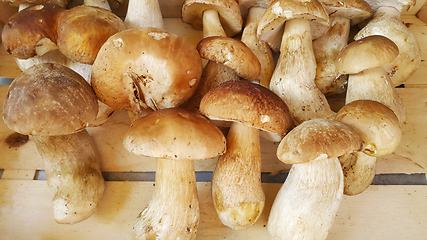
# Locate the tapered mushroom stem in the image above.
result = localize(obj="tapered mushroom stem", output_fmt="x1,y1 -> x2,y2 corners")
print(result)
132,158 -> 199,240
212,122 -> 265,230
339,152 -> 377,195
270,18 -> 336,124
267,156 -> 344,240
124,0 -> 163,29
32,130 -> 105,224
203,9 -> 227,38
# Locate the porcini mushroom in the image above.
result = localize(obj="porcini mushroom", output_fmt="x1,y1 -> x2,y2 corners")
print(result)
257,0 -> 336,124
268,118 -> 364,239
124,0 -> 163,29
199,80 -> 294,230
2,63 -> 104,224
123,108 -> 226,239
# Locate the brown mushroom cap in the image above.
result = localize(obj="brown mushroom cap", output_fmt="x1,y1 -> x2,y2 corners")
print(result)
1,3 -> 66,59
3,63 -> 98,136
257,0 -> 330,52
57,5 -> 126,65
335,100 -> 402,157
319,0 -> 372,24
181,0 -> 243,37
197,36 -> 261,81
276,118 -> 364,164
123,108 -> 226,160
336,35 -> 399,74
91,27 -> 203,114
1,0 -> 71,8
199,80 -> 294,138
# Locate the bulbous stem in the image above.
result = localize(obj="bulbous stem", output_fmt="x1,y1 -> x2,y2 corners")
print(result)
339,152 -> 377,195
124,0 -> 164,29
132,158 -> 199,240
32,129 -> 105,224
212,122 -> 265,230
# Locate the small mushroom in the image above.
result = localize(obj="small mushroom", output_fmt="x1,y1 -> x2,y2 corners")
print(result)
123,108 -> 226,239
2,63 -> 104,224
199,80 -> 294,230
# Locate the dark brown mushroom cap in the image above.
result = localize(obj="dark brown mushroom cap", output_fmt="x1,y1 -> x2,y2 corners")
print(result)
3,63 -> 98,136
57,5 -> 126,65
197,36 -> 261,81
336,35 -> 399,74
276,118 -> 364,164
123,108 -> 226,160
1,3 -> 66,59
1,0 -> 72,8
181,0 -> 243,37
199,80 -> 294,137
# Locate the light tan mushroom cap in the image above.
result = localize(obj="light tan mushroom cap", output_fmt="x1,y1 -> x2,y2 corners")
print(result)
3,63 -> 98,136
181,0 -> 243,37
57,5 -> 126,65
1,0 -> 71,8
336,35 -> 399,74
277,118 -> 364,164
197,36 -> 261,81
319,0 -> 372,24
335,100 -> 402,157
363,0 -> 416,12
199,80 -> 294,138
123,108 -> 226,160
237,0 -> 274,19
257,0 -> 330,52
91,27 -> 203,114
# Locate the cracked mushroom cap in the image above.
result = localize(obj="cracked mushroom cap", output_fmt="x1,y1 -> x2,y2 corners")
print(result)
1,0 -> 71,8
57,5 -> 126,65
123,108 -> 226,160
199,80 -> 294,141
181,0 -> 243,37
91,27 -> 203,115
319,0 -> 372,24
257,0 -> 330,52
197,36 -> 261,81
336,35 -> 399,75
276,118 -> 364,164
335,100 -> 402,157
1,3 -> 66,59
3,63 -> 98,136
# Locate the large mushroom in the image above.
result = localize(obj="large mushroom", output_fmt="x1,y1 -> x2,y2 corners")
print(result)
124,0 -> 163,29
123,108 -> 226,239
2,63 -> 104,224
199,80 -> 294,230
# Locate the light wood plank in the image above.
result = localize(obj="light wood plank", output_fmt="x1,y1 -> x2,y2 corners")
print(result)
0,180 -> 426,240
1,169 -> 35,180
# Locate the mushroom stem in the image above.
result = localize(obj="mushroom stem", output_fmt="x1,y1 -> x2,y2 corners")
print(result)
267,156 -> 344,240
212,121 -> 265,230
84,0 -> 112,10
124,0 -> 163,29
269,18 -> 336,124
32,129 -> 105,224
132,158 -> 199,240
202,9 -> 227,38
339,152 -> 377,195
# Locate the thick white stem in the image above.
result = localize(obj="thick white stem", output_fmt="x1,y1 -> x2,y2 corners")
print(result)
339,152 -> 377,195
212,122 -> 265,230
270,19 -> 335,125
202,9 -> 227,38
84,0 -> 112,10
132,158 -> 199,240
268,156 -> 344,240
124,0 -> 164,29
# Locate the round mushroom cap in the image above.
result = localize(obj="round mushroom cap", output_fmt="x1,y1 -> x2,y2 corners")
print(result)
199,80 -> 294,139
197,36 -> 261,81
181,0 -> 243,37
1,0 -> 71,8
319,0 -> 372,24
1,3 -> 66,59
123,108 -> 226,160
336,35 -> 399,74
257,0 -> 330,52
277,118 -> 364,164
91,27 -> 203,115
57,5 -> 126,65
3,63 -> 98,136
335,100 -> 402,157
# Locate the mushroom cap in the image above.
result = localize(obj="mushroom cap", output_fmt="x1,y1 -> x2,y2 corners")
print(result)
197,36 -> 261,81
237,0 -> 274,19
3,63 -> 98,136
1,3 -> 66,59
199,80 -> 294,138
257,0 -> 330,52
57,5 -> 126,65
319,0 -> 372,24
336,35 -> 399,74
276,118 -> 364,164
181,0 -> 243,37
363,0 -> 416,12
91,27 -> 203,114
123,108 -> 226,160
1,0 -> 71,8
335,100 -> 402,157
